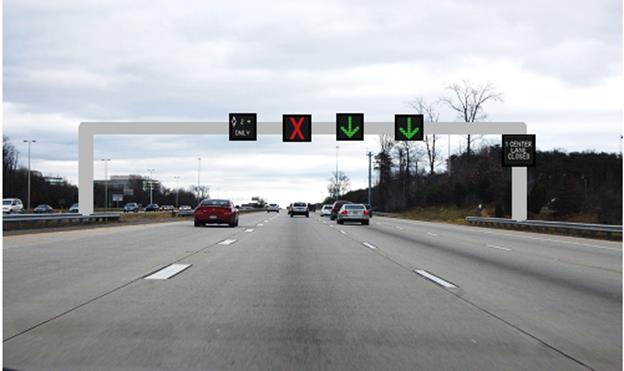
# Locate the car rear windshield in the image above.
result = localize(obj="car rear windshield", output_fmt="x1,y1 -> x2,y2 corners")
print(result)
201,199 -> 230,206
293,202 -> 306,207
345,204 -> 365,210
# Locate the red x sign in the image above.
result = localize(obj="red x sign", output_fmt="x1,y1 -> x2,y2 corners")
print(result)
282,114 -> 312,142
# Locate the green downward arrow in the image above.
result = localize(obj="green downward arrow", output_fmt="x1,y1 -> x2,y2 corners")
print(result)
340,116 -> 360,138
399,117 -> 420,139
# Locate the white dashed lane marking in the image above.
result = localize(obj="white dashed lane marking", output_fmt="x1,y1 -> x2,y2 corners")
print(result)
218,239 -> 237,245
414,270 -> 458,289
145,264 -> 192,280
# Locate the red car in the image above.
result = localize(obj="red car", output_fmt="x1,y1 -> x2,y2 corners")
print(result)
194,199 -> 239,227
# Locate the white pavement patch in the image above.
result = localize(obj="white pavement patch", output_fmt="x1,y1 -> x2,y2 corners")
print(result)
427,232 -> 438,237
414,270 -> 458,289
363,242 -> 377,250
218,239 -> 237,245
329,225 -> 335,228
145,264 -> 191,280
340,230 -> 347,235
257,223 -> 264,226
245,229 -> 255,233
485,244 -> 512,252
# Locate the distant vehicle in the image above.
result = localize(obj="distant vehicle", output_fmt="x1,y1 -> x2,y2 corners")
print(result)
330,200 -> 352,220
160,205 -> 175,211
287,204 -> 292,215
69,203 -> 79,213
364,203 -> 373,218
194,199 -> 239,227
145,204 -> 160,212
290,202 -> 309,218
320,204 -> 333,217
337,203 -> 370,225
33,204 -> 54,214
267,204 -> 279,213
179,205 -> 192,211
123,202 -> 139,213
3,198 -> 24,214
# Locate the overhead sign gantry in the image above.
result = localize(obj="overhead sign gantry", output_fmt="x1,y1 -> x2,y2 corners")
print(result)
78,116 -> 533,220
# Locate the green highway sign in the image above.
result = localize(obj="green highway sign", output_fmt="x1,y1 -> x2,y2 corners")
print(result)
395,114 -> 424,141
336,113 -> 364,141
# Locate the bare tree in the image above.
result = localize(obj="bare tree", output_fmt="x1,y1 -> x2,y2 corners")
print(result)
441,80 -> 503,155
328,171 -> 350,199
409,97 -> 441,175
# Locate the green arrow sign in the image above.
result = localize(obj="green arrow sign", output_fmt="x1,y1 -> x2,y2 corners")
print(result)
340,116 -> 360,138
399,117 -> 420,139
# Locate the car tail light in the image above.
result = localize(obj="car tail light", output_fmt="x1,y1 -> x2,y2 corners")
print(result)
340,210 -> 348,215
363,210 -> 369,215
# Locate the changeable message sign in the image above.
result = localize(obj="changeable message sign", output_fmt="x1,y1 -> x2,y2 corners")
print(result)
395,114 -> 424,141
283,114 -> 312,142
229,113 -> 257,141
502,134 -> 536,167
336,113 -> 364,141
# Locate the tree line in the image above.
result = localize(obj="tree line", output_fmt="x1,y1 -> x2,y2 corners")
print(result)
3,136 -> 200,210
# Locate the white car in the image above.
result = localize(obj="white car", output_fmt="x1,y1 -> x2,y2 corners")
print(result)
336,203 -> 370,225
267,204 -> 280,213
320,204 -> 332,217
3,198 -> 24,214
290,202 -> 309,217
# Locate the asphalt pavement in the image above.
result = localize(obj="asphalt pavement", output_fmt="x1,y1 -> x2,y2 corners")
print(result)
3,212 -> 621,370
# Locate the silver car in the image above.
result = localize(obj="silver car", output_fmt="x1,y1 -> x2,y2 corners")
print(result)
336,203 -> 370,225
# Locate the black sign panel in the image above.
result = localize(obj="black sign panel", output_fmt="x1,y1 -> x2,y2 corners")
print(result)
283,114 -> 312,142
502,134 -> 536,167
394,114 -> 424,141
336,113 -> 364,141
229,113 -> 257,141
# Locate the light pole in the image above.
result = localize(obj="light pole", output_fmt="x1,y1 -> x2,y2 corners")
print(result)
23,140 -> 36,210
197,157 -> 202,199
173,176 -> 180,207
147,168 -> 155,204
101,158 -> 111,209
335,145 -> 339,200
367,151 -> 373,206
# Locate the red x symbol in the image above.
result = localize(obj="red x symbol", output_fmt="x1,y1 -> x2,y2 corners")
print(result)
289,117 -> 305,140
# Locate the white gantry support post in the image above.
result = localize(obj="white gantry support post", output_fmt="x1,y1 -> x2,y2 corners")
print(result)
78,121 -> 528,220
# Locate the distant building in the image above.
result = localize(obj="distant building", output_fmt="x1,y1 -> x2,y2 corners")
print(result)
94,174 -> 160,197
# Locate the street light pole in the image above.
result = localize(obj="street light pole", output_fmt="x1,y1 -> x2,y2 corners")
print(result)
23,140 -> 36,210
335,145 -> 339,200
367,151 -> 373,206
147,168 -> 155,204
101,158 -> 111,209
173,176 -> 180,208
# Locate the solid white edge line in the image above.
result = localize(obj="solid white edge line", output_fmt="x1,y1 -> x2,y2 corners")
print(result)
218,239 -> 237,245
363,242 -> 377,249
145,264 -> 192,280
414,269 -> 458,288
486,244 -> 512,252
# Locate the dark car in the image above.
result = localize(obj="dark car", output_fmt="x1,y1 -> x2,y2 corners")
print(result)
330,200 -> 352,220
145,203 -> 160,212
33,204 -> 54,214
194,199 -> 239,227
364,204 -> 373,218
123,202 -> 139,213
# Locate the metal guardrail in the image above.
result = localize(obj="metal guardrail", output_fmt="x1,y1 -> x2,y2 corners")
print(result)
3,213 -> 121,228
465,216 -> 622,234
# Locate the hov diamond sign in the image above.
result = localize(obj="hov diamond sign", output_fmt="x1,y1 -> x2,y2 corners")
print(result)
502,134 -> 536,167
229,113 -> 257,141
395,114 -> 424,141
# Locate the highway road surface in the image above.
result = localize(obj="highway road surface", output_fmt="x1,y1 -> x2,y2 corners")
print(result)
3,212 -> 621,370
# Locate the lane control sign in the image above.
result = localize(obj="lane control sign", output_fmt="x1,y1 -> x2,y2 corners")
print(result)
283,114 -> 312,142
395,114 -> 424,141
502,134 -> 536,167
229,113 -> 257,141
336,113 -> 364,141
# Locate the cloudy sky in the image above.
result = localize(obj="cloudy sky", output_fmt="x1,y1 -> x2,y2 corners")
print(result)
3,0 -> 622,206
